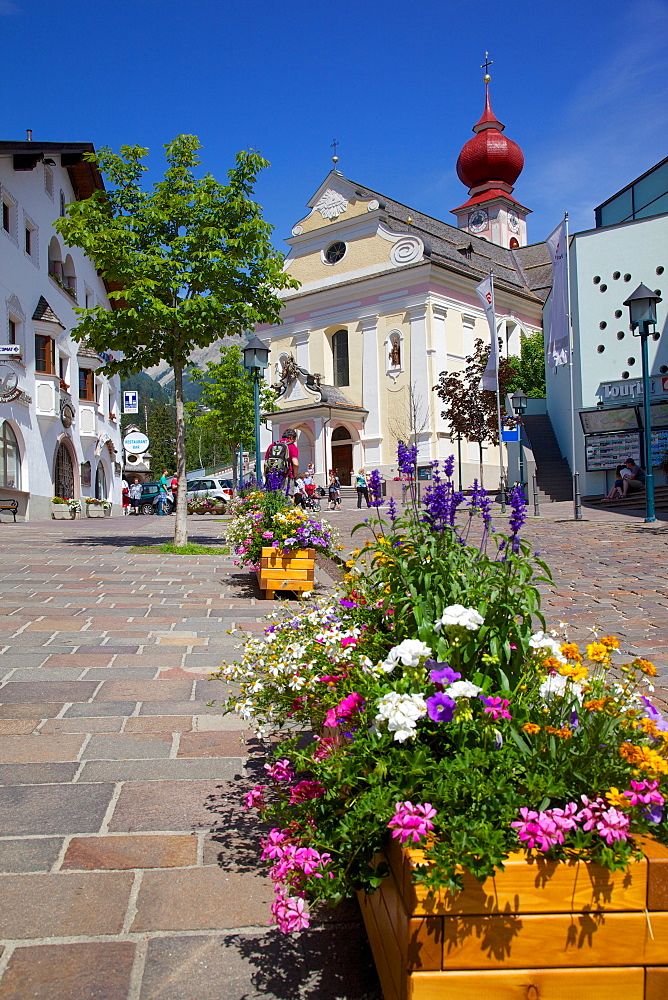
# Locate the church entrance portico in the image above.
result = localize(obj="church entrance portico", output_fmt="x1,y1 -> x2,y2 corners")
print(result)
331,425 -> 354,485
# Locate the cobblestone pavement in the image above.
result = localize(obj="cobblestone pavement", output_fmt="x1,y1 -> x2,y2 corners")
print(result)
1,501 -> 666,998
0,514 -> 380,1000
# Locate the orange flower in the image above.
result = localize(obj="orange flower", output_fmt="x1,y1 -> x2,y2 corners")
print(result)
633,658 -> 657,677
558,663 -> 589,682
584,698 -> 609,712
619,742 -> 668,775
542,656 -> 562,670
600,636 -> 620,650
546,725 -> 573,739
560,643 -> 582,661
522,722 -> 541,735
586,642 -> 611,664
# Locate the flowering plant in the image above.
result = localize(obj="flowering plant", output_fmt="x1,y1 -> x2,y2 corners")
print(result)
84,497 -> 111,509
219,452 -> 668,933
52,496 -> 81,513
226,488 -> 339,568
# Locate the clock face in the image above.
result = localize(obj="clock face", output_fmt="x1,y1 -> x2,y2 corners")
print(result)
468,209 -> 488,234
508,211 -> 520,233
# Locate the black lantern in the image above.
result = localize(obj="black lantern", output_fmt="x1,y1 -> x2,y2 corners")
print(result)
623,284 -> 662,333
510,389 -> 528,416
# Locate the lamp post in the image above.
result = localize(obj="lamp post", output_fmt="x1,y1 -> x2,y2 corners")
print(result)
510,389 -> 528,498
623,284 -> 662,524
242,336 -> 270,485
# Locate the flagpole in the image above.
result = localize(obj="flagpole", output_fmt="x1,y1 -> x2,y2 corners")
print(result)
564,213 -> 581,520
490,271 -> 506,512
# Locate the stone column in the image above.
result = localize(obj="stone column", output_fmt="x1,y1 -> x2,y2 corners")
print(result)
431,303 -> 448,437
407,303 -> 431,462
360,314 -> 382,465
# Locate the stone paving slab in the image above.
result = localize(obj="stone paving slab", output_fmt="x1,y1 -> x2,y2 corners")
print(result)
0,783 -> 114,833
0,871 -> 134,938
0,839 -> 63,874
0,941 -> 136,1000
62,834 -> 198,871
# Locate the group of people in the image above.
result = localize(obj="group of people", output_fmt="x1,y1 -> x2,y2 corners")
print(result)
604,457 -> 646,500
121,470 -> 177,514
264,428 -> 373,511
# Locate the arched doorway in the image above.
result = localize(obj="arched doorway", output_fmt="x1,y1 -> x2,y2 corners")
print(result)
331,426 -> 353,485
54,442 -> 75,499
95,462 -> 107,500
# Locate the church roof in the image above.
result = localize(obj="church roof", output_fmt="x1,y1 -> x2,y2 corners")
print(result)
320,174 -> 552,302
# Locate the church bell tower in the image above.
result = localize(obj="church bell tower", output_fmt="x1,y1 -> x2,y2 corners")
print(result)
451,58 -> 530,249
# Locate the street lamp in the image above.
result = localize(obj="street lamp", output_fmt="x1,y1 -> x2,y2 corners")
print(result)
510,389 -> 527,497
623,283 -> 662,523
242,335 -> 270,485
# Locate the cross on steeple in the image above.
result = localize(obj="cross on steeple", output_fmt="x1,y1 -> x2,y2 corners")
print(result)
330,139 -> 339,165
481,51 -> 493,79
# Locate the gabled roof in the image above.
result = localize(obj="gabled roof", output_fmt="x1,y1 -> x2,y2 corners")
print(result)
298,172 -> 552,302
32,296 -> 64,326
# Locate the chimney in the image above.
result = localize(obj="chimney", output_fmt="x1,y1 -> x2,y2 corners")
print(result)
26,129 -> 32,141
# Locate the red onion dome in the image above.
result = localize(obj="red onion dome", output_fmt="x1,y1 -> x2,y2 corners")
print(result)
456,129 -> 524,190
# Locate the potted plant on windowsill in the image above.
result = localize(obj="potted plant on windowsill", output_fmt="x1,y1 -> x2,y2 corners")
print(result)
84,497 -> 111,518
51,497 -> 81,519
218,455 -> 668,998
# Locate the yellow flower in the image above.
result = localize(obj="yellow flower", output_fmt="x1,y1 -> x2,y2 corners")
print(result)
522,722 -> 541,735
558,663 -> 589,682
560,643 -> 582,661
542,656 -> 563,671
600,636 -> 620,650
619,742 -> 668,776
584,697 -> 610,713
606,787 -> 629,809
586,642 -> 610,664
633,658 -> 657,677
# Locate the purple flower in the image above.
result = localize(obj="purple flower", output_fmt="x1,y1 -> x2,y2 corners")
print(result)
397,441 -> 418,477
266,469 -> 285,492
443,456 -> 455,479
506,485 -> 527,554
339,599 -> 356,608
469,479 -> 493,531
640,696 -> 668,732
426,692 -> 457,723
368,469 -> 384,507
426,660 -> 461,686
387,497 -> 398,523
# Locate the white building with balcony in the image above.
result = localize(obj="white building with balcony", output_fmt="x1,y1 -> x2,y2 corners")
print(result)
0,140 -> 122,520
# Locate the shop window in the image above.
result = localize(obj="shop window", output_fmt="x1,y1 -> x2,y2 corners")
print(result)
332,329 -> 349,387
79,367 -> 95,401
35,334 -> 56,374
0,421 -> 20,489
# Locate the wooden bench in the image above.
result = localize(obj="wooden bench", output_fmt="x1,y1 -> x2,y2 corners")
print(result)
0,499 -> 18,522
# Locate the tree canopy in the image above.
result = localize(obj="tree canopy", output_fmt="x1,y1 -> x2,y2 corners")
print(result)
56,134 -> 297,543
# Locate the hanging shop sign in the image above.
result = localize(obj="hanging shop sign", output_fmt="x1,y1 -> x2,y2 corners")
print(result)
0,364 -> 20,403
123,431 -> 150,454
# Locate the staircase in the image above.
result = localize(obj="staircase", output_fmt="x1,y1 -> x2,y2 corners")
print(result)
521,414 -> 573,503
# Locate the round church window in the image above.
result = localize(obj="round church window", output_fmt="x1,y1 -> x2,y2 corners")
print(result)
324,241 -> 347,264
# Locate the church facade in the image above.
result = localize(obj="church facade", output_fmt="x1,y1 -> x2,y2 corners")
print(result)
258,82 -> 552,487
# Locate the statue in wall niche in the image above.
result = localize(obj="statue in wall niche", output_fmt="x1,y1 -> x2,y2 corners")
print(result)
389,340 -> 401,368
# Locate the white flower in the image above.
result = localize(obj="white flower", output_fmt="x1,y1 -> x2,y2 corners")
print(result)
380,639 -> 432,673
434,604 -> 484,631
374,691 -> 427,742
539,674 -> 584,703
529,631 -> 566,662
443,680 -> 482,699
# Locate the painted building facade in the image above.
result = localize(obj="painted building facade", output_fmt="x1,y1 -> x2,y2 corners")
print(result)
258,84 -> 551,486
545,157 -> 668,496
0,141 -> 122,520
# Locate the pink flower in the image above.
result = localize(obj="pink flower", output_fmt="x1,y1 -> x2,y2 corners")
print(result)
264,759 -> 294,782
511,807 -> 542,849
290,780 -> 326,804
312,737 -> 337,761
271,890 -> 310,933
324,691 -> 365,728
262,531 -> 274,538
261,828 -> 290,860
479,696 -> 512,721
596,807 -> 630,845
318,674 -> 347,685
242,785 -> 266,811
624,779 -> 664,808
576,795 -> 607,832
340,636 -> 357,648
511,806 -> 574,851
388,800 -> 437,845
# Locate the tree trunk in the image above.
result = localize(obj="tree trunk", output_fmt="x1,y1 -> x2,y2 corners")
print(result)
173,358 -> 188,547
478,441 -> 484,488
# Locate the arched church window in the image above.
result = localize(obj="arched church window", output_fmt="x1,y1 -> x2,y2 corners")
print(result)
1,421 -> 20,489
332,329 -> 349,387
332,426 -> 352,442
509,237 -> 519,249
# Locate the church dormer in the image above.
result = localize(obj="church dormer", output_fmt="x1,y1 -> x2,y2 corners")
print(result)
451,58 -> 531,248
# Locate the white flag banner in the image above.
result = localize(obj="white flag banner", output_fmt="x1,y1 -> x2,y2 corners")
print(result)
476,274 -> 498,391
546,220 -> 569,367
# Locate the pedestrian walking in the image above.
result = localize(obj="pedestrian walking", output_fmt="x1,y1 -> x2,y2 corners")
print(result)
121,484 -> 130,515
128,477 -> 143,514
158,469 -> 172,515
355,469 -> 370,508
328,470 -> 341,511
264,429 -> 299,492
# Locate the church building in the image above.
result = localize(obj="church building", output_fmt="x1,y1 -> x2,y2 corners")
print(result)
258,78 -> 552,487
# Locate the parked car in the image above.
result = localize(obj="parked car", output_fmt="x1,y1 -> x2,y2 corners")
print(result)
186,477 -> 234,506
139,482 -> 173,516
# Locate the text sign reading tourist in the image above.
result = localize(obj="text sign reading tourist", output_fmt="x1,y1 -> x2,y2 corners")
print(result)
0,345 -> 22,358
123,431 -> 149,454
123,390 -> 139,414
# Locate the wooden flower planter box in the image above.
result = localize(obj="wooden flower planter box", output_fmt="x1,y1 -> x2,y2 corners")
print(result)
256,546 -> 315,600
358,835 -> 668,1000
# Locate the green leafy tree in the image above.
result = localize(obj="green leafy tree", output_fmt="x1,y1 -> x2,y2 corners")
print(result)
147,403 -> 176,475
189,344 -> 276,487
507,331 -> 547,398
434,338 -> 516,486
56,135 -> 297,544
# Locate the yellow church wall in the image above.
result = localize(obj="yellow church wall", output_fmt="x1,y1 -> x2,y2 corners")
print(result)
286,232 -> 393,285
293,197 -> 375,235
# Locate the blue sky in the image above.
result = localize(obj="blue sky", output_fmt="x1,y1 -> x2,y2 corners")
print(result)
2,0 -> 666,247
